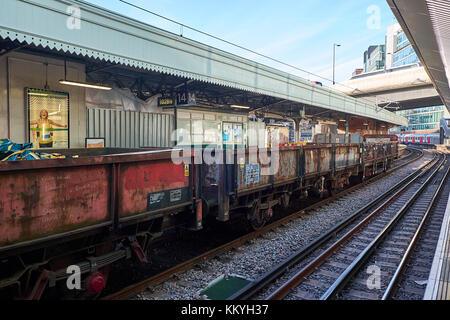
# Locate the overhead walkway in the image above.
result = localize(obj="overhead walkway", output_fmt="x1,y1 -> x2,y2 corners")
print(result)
0,0 -> 407,127
335,65 -> 442,110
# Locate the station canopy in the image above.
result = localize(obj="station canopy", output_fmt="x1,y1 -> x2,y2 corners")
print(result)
388,0 -> 450,113
0,0 -> 408,127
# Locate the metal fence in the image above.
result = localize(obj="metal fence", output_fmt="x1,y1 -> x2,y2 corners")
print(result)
87,108 -> 174,148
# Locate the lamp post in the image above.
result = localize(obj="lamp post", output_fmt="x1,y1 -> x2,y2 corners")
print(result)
333,43 -> 341,85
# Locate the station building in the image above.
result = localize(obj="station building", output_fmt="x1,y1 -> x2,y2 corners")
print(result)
0,0 -> 407,152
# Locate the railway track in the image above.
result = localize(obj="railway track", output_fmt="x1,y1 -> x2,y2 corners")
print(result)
236,151 -> 448,301
392,165 -> 450,300
103,148 -> 424,300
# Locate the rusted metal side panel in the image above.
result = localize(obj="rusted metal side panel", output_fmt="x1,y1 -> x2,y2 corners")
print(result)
347,146 -> 359,166
237,149 -> 271,192
363,135 -> 398,143
237,162 -> 271,192
335,145 -> 359,168
319,148 -> 331,172
119,160 -> 190,218
363,142 -> 399,163
376,145 -> 385,159
304,148 -> 319,175
304,145 -> 332,176
236,148 -> 300,192
0,166 -> 110,246
364,145 -> 375,162
274,149 -> 297,184
335,146 -> 348,169
385,143 -> 397,157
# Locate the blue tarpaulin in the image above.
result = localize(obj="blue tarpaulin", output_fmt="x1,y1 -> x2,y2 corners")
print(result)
0,139 -> 77,161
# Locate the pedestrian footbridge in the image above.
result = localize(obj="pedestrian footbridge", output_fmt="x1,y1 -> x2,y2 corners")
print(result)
335,65 -> 442,111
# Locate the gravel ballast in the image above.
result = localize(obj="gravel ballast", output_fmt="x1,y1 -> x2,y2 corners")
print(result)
135,152 -> 431,300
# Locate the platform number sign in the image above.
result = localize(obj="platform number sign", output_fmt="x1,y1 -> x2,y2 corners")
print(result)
176,88 -> 196,106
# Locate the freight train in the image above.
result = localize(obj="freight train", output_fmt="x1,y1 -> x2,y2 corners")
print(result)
0,135 -> 398,299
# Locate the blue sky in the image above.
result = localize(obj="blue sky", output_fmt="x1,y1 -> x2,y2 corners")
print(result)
84,0 -> 396,84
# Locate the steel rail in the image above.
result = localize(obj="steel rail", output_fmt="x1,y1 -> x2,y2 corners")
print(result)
103,149 -> 423,300
320,154 -> 446,300
382,162 -> 450,300
264,152 -> 438,300
229,149 -> 427,300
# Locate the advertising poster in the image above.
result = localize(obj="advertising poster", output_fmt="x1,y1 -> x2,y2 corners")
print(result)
27,89 -> 69,149
223,122 -> 244,145
223,122 -> 233,144
86,138 -> 105,148
233,123 -> 243,145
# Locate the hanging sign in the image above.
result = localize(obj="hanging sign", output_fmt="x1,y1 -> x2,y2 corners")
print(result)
176,83 -> 196,106
158,97 -> 175,107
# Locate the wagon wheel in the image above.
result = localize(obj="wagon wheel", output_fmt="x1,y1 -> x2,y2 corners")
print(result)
281,193 -> 290,209
386,159 -> 392,170
249,202 -> 266,230
313,177 -> 326,199
328,181 -> 337,197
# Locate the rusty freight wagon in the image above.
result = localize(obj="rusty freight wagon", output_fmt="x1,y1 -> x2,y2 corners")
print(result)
0,148 -> 197,299
198,136 -> 398,229
0,135 -> 398,299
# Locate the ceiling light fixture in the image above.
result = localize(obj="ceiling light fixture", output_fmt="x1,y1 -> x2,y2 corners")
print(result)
59,80 -> 112,90
59,60 -> 112,91
231,105 -> 251,110
29,92 -> 50,97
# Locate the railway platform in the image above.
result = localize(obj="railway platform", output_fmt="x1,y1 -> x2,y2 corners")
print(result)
424,191 -> 450,300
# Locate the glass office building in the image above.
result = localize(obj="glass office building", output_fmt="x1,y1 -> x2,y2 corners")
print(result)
393,30 -> 419,68
394,106 -> 449,132
364,45 -> 385,73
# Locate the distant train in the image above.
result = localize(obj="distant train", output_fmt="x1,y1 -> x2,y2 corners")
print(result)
397,133 -> 440,146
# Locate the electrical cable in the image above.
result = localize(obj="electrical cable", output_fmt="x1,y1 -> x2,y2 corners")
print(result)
119,0 -> 402,110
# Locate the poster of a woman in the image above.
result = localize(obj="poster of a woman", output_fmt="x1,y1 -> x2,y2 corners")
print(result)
30,109 -> 67,148
27,89 -> 69,149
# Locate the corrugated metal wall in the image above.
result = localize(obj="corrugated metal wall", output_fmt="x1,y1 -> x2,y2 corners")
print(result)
87,108 -> 174,148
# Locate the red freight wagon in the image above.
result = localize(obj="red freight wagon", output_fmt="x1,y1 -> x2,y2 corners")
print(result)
0,148 -> 194,299
0,135 -> 399,299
